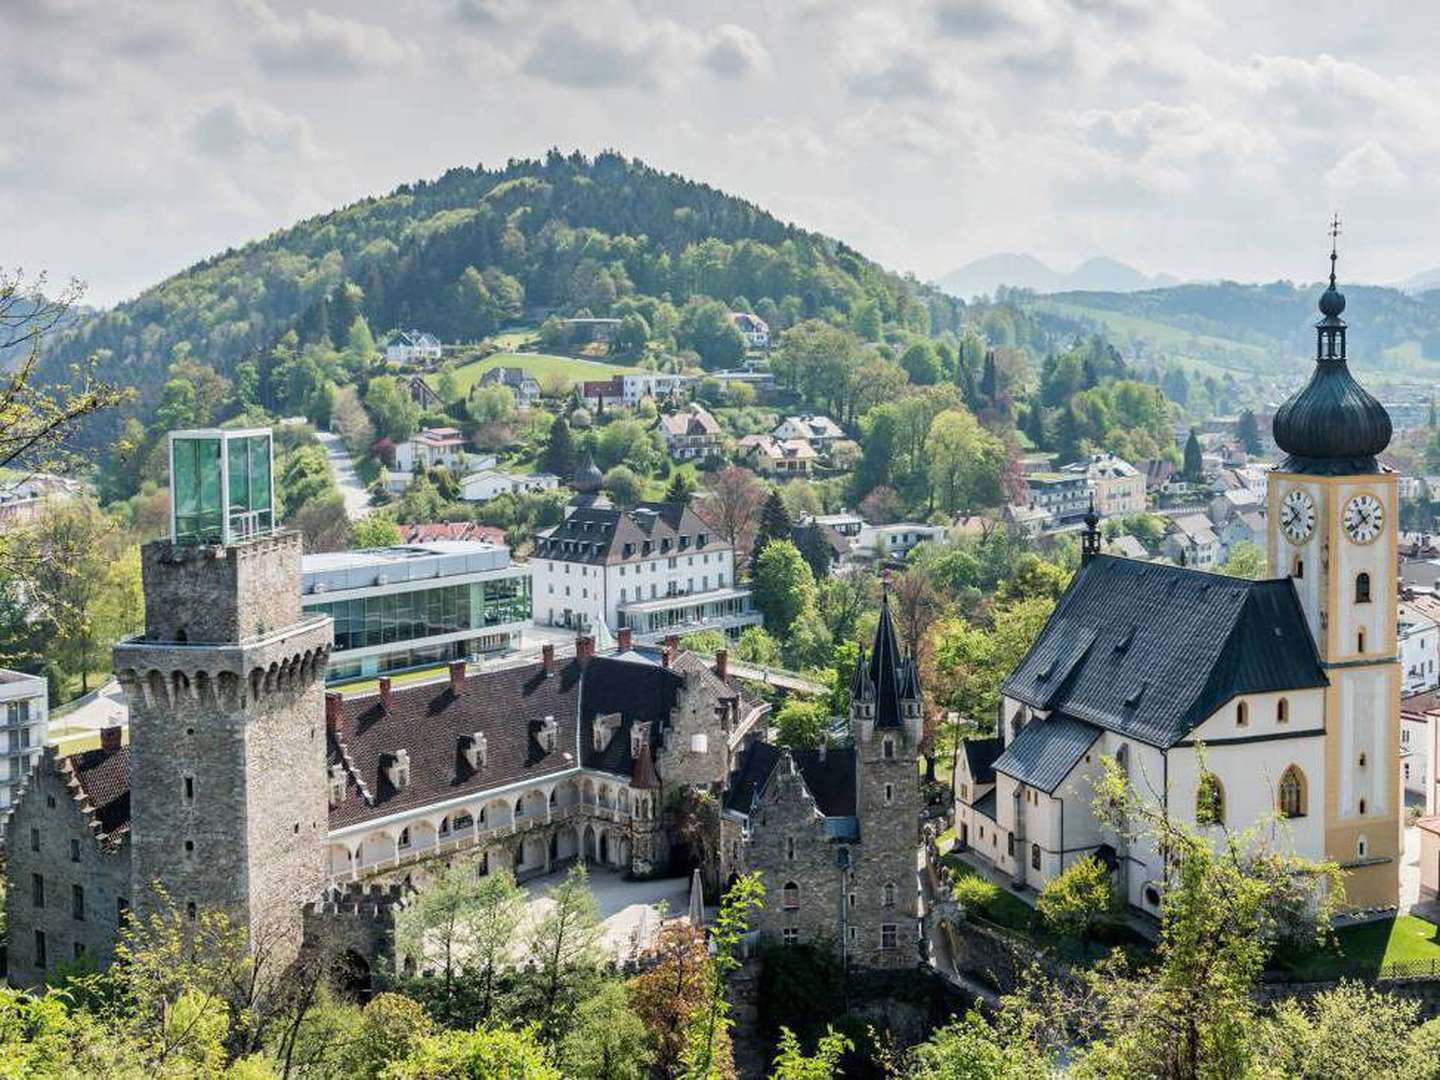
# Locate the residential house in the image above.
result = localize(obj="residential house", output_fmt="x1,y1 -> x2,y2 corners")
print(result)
1217,511 -> 1266,557
1102,534 -> 1149,560
1025,473 -> 1090,524
1003,503 -> 1051,538
400,522 -> 507,546
656,404 -> 724,461
1139,458 -> 1175,497
385,330 -> 443,366
479,366 -> 542,407
1160,514 -> 1221,568
730,312 -> 770,349
0,671 -> 48,822
1209,488 -> 1263,525
1400,600 -> 1440,696
583,373 -> 693,410
772,415 -> 845,452
394,427 -> 471,474
738,435 -> 817,479
854,522 -> 948,563
460,470 -> 561,503
1061,453 -> 1146,516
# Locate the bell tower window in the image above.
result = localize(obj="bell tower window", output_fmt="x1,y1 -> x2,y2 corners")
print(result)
1356,573 -> 1371,604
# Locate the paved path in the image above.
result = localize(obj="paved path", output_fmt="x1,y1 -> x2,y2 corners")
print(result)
520,867 -> 691,964
724,660 -> 829,696
316,430 -> 372,520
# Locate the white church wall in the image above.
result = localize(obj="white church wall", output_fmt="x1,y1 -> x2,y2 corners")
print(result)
1332,479 -> 1397,660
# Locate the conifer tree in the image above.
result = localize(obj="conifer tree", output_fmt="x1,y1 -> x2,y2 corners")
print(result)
1183,427 -> 1204,482
544,416 -> 576,479
750,489 -> 793,575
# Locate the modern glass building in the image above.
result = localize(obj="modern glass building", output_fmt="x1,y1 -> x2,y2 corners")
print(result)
301,542 -> 532,682
169,429 -> 274,544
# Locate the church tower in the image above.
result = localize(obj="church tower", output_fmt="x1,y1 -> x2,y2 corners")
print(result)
115,430 -> 333,959
1267,229 -> 1399,907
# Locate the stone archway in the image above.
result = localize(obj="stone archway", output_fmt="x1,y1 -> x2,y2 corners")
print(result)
584,825 -> 598,862
599,830 -> 610,865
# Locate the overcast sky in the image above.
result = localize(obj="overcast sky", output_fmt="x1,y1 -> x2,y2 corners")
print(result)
4,0 -> 1438,306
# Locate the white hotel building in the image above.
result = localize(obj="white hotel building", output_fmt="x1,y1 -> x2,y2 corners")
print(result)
531,500 -> 760,645
0,670 -> 47,821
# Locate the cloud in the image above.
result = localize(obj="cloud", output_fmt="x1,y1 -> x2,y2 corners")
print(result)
933,0 -> 1022,38
243,0 -> 421,76
187,93 -> 320,163
1327,142 -> 1406,191
521,21 -> 663,90
702,24 -> 768,79
846,53 -> 950,102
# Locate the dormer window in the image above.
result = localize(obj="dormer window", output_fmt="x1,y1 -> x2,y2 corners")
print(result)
538,715 -> 557,753
679,535 -> 690,550
631,725 -> 644,758
328,764 -> 346,808
697,533 -> 708,548
594,713 -> 620,752
462,732 -> 487,770
385,749 -> 411,790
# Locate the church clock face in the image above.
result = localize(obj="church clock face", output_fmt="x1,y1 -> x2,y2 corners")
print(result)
1343,493 -> 1384,545
1280,489 -> 1316,544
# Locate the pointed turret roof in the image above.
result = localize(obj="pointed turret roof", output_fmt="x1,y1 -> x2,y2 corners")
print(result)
851,643 -> 872,703
869,591 -> 904,728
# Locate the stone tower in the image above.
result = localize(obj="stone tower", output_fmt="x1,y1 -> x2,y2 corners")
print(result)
849,593 -> 923,968
115,429 -> 333,959
1267,237 -> 1400,909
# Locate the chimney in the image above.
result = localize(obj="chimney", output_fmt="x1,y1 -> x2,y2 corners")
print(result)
715,649 -> 728,681
542,643 -> 556,676
617,626 -> 633,652
449,660 -> 466,694
378,676 -> 393,713
325,692 -> 344,735
576,635 -> 595,665
100,726 -> 122,752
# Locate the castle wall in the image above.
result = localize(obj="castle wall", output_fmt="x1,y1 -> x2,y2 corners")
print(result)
852,725 -> 923,970
140,532 -> 305,645
3,754 -> 130,988
654,669 -> 734,791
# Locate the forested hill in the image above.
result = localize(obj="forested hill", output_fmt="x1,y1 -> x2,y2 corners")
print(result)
1031,280 -> 1440,379
44,150 -> 963,443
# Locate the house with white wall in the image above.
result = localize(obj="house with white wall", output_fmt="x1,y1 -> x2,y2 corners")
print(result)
0,671 -> 48,822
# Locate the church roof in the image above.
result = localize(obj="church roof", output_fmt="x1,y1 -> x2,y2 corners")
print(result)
869,592 -> 905,729
723,741 -> 856,819
960,737 -> 1002,785
992,715 -> 1100,793
1003,555 -> 1326,747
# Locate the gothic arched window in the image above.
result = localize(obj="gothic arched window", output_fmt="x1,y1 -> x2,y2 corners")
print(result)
1278,766 -> 1307,819
1356,573 -> 1371,604
782,882 -> 800,910
1197,773 -> 1225,826
882,882 -> 896,907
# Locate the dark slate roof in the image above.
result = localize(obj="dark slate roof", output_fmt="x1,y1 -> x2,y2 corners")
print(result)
1271,281 -> 1391,474
973,788 -> 996,821
991,716 -> 1100,793
329,660 -> 584,828
579,657 -> 686,778
723,742 -> 856,819
868,593 -> 904,729
535,501 -> 719,566
1002,555 -> 1326,747
961,737 -> 1002,785
68,744 -> 132,838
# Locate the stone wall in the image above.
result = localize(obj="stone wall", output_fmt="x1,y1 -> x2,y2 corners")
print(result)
744,752 -> 847,950
3,752 -> 131,988
851,723 -> 923,970
655,662 -> 734,791
140,532 -> 304,645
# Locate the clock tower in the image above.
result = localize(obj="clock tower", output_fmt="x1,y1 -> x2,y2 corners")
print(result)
1267,229 -> 1399,908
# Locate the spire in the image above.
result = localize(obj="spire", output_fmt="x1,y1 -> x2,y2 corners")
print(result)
1082,493 -> 1102,566
1271,218 -> 1391,473
850,643 -> 871,701
869,589 -> 903,728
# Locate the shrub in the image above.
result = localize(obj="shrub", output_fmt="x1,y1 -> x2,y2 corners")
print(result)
953,873 -> 1002,916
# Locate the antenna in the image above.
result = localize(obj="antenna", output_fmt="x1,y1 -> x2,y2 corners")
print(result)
1328,213 -> 1342,286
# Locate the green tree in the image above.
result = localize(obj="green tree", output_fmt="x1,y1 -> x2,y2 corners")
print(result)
750,489 -> 793,575
1236,409 -> 1262,455
603,465 -> 645,507
900,341 -> 941,385
613,312 -> 650,358
342,993 -> 435,1078
793,522 -> 835,581
682,874 -> 764,1080
773,700 -> 827,749
735,626 -> 780,665
387,1024 -> 560,1080
365,375 -> 421,441
678,298 -> 745,370
1183,427 -> 1204,482
664,471 -> 696,507
352,515 -> 401,548
769,1027 -> 853,1080
557,981 -> 654,1080
544,415 -> 577,478
752,540 -> 817,636
927,408 -> 1006,514
1035,855 -> 1116,944
855,405 -> 898,496
1218,540 -> 1266,579
526,864 -> 603,1039
344,315 -> 379,373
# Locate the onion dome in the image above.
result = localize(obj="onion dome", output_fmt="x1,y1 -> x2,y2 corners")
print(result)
572,453 -> 604,494
1271,228 -> 1391,474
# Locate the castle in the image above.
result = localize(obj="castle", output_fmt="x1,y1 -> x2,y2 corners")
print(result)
4,428 -> 922,987
956,256 -> 1402,912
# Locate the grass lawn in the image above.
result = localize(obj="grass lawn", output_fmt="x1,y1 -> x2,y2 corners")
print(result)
444,351 -> 646,397
1275,916 -> 1440,981
329,664 -> 456,696
489,327 -> 537,350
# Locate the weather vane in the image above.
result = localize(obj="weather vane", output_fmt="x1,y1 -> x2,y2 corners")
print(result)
1329,213 -> 1342,285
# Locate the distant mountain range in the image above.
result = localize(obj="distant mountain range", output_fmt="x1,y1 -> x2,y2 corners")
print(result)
937,253 -> 1180,300
1393,266 -> 1440,295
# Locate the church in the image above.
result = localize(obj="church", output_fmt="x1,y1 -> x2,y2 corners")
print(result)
956,255 -> 1401,913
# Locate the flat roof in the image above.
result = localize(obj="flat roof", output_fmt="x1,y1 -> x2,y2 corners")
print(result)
620,586 -> 751,615
301,541 -> 523,594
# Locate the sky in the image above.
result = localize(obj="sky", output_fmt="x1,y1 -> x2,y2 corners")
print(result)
4,0 -> 1440,307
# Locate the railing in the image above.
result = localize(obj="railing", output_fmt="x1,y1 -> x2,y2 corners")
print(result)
331,802 -> 636,883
